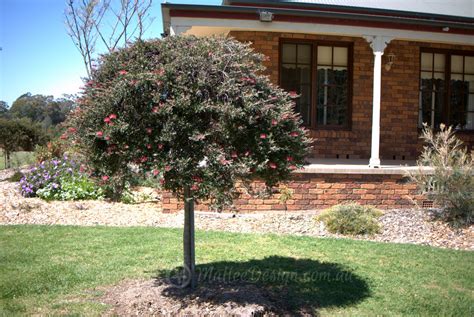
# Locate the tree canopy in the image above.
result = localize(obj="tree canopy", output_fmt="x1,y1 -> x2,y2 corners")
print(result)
68,36 -> 312,205
8,93 -> 75,129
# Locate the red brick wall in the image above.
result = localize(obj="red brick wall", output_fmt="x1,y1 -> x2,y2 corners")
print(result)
229,31 -> 474,160
161,172 -> 423,213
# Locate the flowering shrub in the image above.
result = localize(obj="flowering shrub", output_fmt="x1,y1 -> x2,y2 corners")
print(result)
67,36 -> 312,207
20,156 -> 103,201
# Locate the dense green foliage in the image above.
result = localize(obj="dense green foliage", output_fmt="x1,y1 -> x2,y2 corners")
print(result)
409,124 -> 473,225
316,203 -> 383,235
1,226 -> 472,316
8,93 -> 75,129
0,118 -> 47,168
20,156 -> 103,201
68,36 -> 311,205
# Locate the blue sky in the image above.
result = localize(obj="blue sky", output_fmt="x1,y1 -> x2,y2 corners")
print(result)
0,0 -> 221,106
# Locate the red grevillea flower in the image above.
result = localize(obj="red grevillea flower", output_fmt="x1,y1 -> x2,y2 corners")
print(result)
271,119 -> 278,126
260,133 -> 267,139
140,156 -> 148,163
146,144 -> 152,149
109,114 -> 117,120
288,91 -> 298,98
286,156 -> 294,162
191,184 -> 199,191
269,162 -> 277,169
102,175 -> 109,181
157,143 -> 164,150
96,131 -> 103,137
152,169 -> 160,176
60,134 -> 68,140
290,131 -> 299,137
192,175 -> 203,183
152,106 -> 159,113
289,165 -> 297,170
118,70 -> 127,75
146,128 -> 152,134
105,136 -> 111,141
231,151 -> 238,158
68,127 -> 77,133
244,151 -> 250,156
104,117 -> 111,124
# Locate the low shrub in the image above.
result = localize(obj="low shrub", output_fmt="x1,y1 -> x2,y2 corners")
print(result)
316,203 -> 383,235
7,170 -> 24,182
34,139 -> 68,162
408,124 -> 473,225
20,156 -> 103,201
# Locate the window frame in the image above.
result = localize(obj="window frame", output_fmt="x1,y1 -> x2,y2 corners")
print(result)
419,47 -> 474,132
279,38 -> 354,130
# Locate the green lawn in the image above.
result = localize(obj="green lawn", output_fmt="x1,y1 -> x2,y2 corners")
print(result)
0,226 -> 472,316
0,149 -> 35,170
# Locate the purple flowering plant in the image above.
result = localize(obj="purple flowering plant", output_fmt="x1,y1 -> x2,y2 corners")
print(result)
20,154 -> 103,201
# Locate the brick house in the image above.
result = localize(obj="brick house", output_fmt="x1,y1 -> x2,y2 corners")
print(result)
159,0 -> 474,212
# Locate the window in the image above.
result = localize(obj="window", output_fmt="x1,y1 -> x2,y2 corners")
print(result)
419,50 -> 474,130
280,41 -> 352,128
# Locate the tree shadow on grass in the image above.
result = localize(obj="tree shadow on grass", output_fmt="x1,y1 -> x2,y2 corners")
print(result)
154,256 -> 371,316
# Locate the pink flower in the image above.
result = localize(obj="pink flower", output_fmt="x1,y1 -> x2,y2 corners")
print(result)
260,133 -> 267,139
154,68 -> 165,76
286,156 -> 293,162
152,169 -> 160,176
157,143 -> 164,150
60,134 -> 68,140
288,91 -> 298,98
271,119 -> 278,126
96,131 -> 103,137
118,70 -> 127,75
231,151 -> 238,158
220,158 -> 230,165
152,106 -> 159,113
192,175 -> 203,183
244,151 -> 250,157
290,131 -> 299,137
105,136 -> 110,141
102,175 -> 109,181
104,117 -> 111,124
146,144 -> 152,149
191,184 -> 199,191
146,128 -> 153,134
289,165 -> 297,170
109,114 -> 117,120
140,156 -> 148,163
269,162 -> 277,169
68,127 -> 77,133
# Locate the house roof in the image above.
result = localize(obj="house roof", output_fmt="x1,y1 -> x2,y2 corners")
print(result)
162,1 -> 474,36
223,0 -> 474,19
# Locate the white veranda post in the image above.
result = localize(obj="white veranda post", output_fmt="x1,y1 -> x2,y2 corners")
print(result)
363,35 -> 393,168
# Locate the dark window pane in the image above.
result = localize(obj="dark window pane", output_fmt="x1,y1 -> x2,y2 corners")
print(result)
450,78 -> 469,129
317,68 -> 348,126
282,44 -> 296,63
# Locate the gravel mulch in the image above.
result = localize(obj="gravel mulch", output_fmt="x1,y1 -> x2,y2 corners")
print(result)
1,178 -> 472,251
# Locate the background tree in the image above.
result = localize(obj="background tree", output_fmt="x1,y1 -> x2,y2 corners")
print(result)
9,93 -> 75,129
65,0 -> 154,77
0,118 -> 47,168
0,101 -> 9,118
67,36 -> 312,288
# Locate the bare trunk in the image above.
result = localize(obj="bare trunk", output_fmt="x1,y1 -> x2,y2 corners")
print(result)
183,186 -> 196,288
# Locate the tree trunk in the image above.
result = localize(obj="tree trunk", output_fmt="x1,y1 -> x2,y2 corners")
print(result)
183,186 -> 196,288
